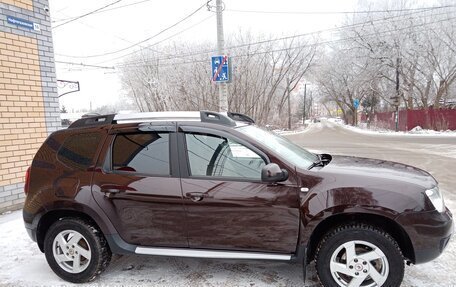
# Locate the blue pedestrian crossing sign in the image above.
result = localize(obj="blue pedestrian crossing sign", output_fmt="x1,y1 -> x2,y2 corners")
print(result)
211,55 -> 230,82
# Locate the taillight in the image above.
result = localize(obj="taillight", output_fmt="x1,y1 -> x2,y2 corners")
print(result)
24,166 -> 31,195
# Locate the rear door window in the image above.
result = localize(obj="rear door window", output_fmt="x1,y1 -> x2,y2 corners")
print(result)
112,132 -> 170,176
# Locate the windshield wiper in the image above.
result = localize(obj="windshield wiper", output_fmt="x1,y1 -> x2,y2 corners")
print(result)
308,153 -> 332,169
308,160 -> 324,170
308,154 -> 324,169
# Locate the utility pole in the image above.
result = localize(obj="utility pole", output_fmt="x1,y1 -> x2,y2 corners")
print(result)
287,77 -> 291,130
395,57 -> 400,132
302,83 -> 307,124
216,0 -> 228,112
309,91 -> 313,119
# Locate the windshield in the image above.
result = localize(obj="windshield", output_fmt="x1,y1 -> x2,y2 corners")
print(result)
237,125 -> 319,169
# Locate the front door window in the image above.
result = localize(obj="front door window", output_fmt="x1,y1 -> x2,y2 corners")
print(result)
185,133 -> 265,180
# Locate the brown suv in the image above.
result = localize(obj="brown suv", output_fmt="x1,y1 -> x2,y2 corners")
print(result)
23,111 -> 453,286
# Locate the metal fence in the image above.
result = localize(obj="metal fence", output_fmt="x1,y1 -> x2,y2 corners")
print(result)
362,109 -> 456,131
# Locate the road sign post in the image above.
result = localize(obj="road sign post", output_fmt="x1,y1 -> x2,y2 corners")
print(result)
353,99 -> 360,126
215,0 -> 228,112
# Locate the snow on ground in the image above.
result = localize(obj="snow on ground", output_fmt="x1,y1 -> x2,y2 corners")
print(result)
273,126 -> 311,136
339,122 -> 456,137
1,205 -> 454,286
331,122 -> 456,159
274,121 -> 456,138
0,210 -> 311,287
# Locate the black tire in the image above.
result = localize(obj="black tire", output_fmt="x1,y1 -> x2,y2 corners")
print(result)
44,218 -> 112,283
315,223 -> 404,287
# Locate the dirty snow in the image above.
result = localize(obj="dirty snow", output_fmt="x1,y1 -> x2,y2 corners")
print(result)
339,123 -> 456,137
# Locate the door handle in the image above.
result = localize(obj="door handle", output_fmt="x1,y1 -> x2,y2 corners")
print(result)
185,192 -> 210,202
102,188 -> 122,194
101,188 -> 122,198
100,184 -> 130,198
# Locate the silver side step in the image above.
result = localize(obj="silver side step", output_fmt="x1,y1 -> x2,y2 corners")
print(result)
135,247 -> 292,261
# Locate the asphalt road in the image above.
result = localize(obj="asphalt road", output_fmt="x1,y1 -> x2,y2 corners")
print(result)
287,122 -> 456,204
287,121 -> 456,286
0,122 -> 454,287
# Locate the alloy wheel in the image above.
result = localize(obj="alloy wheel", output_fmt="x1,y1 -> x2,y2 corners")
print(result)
52,230 -> 92,274
329,240 -> 389,287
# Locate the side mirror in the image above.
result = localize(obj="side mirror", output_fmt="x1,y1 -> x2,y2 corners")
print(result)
261,163 -> 288,183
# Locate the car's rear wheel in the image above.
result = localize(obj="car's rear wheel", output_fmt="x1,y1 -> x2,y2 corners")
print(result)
315,223 -> 404,287
44,218 -> 111,283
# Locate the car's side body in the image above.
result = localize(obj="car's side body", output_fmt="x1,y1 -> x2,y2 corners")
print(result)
22,111 -> 453,285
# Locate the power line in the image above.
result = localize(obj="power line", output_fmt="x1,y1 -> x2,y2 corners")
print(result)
57,3 -> 452,64
93,14 -> 215,65
116,15 -> 456,70
52,0 -> 153,23
55,60 -> 115,70
53,0 -> 123,29
54,15 -> 172,60
57,10 -> 455,71
224,5 -> 455,15
56,14 -> 215,67
117,7 -> 455,66
64,13 -> 455,71
56,1 -> 211,59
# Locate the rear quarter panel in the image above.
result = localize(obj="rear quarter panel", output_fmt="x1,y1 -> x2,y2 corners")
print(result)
23,126 -> 116,236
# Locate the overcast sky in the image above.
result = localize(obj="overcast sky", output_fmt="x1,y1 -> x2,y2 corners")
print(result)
50,0 -> 404,112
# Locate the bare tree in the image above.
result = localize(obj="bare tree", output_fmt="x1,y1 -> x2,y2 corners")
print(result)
119,32 -> 316,127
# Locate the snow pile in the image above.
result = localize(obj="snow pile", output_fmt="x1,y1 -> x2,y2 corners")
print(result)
341,124 -> 456,137
410,126 -> 423,132
408,126 -> 456,135
272,125 -> 311,136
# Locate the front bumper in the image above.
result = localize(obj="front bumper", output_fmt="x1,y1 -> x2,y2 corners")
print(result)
396,207 -> 453,264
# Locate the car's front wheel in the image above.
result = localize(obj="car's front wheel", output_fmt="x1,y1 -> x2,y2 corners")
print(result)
315,223 -> 404,287
44,218 -> 111,283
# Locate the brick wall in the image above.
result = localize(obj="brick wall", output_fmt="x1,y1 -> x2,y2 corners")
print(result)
0,0 -> 32,10
0,0 -> 59,212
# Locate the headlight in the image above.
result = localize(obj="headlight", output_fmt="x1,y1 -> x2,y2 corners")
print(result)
425,186 -> 445,213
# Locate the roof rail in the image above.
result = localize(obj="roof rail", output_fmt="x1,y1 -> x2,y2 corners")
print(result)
200,111 -> 236,126
68,114 -> 116,128
67,110 -> 255,129
115,111 -> 200,123
227,112 -> 255,124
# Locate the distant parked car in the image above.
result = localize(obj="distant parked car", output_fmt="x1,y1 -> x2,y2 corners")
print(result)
334,117 -> 344,124
328,117 -> 345,124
